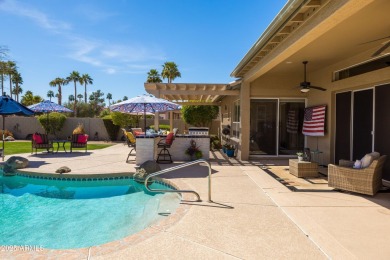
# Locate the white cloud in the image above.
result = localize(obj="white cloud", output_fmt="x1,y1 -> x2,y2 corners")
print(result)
0,0 -> 71,32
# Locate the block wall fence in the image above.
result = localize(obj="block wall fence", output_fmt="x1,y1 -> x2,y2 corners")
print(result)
0,116 -> 220,141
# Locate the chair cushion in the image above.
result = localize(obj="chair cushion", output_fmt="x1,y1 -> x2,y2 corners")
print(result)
361,154 -> 374,168
33,134 -> 43,144
353,160 -> 362,169
126,132 -> 136,143
165,133 -> 174,145
77,134 -> 88,144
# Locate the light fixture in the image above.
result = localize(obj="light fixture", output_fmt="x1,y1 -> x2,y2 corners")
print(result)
300,87 -> 310,93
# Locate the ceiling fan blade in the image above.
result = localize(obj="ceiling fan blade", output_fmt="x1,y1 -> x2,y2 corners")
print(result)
310,86 -> 327,91
372,41 -> 390,57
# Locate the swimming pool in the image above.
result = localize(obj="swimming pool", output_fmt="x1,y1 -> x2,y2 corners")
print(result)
0,172 -> 181,249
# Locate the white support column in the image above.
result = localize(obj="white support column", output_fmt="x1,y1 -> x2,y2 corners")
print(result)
238,80 -> 250,161
169,111 -> 173,132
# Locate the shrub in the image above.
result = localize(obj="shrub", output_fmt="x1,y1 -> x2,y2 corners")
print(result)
37,112 -> 67,135
0,129 -> 13,140
103,116 -> 120,141
111,112 -> 137,128
149,124 -> 170,130
73,123 -> 86,134
181,105 -> 218,127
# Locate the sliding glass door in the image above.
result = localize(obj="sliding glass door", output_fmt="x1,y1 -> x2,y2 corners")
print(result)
250,99 -> 277,155
250,99 -> 305,156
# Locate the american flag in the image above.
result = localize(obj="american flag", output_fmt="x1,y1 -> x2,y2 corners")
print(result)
287,110 -> 298,134
302,105 -> 326,136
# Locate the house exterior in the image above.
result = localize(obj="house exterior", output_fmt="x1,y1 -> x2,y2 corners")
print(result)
146,0 -> 390,179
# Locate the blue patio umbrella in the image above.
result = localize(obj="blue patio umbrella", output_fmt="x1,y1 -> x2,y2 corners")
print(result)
109,94 -> 181,130
0,95 -> 35,161
28,100 -> 73,134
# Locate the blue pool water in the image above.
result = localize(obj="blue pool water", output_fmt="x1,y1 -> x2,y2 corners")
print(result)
0,173 -> 181,249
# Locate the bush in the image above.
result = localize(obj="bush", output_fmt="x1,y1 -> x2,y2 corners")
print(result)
73,123 -> 86,134
111,112 -> 137,128
0,129 -> 13,140
181,105 -> 218,127
103,116 -> 120,141
37,112 -> 67,135
149,124 -> 170,130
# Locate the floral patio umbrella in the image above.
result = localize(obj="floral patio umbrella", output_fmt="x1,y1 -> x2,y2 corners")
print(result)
0,95 -> 35,161
109,94 -> 181,130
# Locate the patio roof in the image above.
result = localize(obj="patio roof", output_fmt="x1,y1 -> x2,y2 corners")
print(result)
232,0 -> 390,82
144,81 -> 241,105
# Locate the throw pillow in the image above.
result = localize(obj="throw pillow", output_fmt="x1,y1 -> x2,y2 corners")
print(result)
368,152 -> 380,160
33,134 -> 43,144
360,154 -> 373,168
353,160 -> 362,169
165,133 -> 174,145
77,134 -> 88,144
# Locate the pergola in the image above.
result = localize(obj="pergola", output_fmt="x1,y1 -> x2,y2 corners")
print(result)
144,81 -> 240,130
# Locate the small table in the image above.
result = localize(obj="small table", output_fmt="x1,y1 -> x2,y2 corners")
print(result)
289,159 -> 319,178
51,140 -> 70,153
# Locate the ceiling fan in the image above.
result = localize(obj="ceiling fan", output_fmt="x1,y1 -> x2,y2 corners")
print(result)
298,61 -> 326,93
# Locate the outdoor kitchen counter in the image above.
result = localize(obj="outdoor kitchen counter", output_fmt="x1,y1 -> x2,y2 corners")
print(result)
135,134 -> 210,165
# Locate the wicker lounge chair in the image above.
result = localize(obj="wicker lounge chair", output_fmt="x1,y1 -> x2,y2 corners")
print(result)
31,133 -> 53,154
328,155 -> 387,196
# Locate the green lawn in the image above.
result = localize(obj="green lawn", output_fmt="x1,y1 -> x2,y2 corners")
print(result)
1,141 -> 113,156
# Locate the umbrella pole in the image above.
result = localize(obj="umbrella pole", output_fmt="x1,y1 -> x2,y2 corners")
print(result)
2,115 -> 4,161
144,104 -> 146,131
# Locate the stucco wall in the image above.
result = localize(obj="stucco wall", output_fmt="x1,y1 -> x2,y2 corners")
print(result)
235,47 -> 390,164
0,117 -> 220,141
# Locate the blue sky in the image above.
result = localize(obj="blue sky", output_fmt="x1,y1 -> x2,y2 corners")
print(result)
0,0 -> 287,104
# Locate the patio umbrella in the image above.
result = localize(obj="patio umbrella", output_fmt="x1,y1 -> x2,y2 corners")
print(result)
109,94 -> 181,131
0,95 -> 35,161
28,100 -> 73,134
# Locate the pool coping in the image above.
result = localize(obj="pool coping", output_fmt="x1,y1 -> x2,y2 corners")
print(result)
0,171 -> 193,259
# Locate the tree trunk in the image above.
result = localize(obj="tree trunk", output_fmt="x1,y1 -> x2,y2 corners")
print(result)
58,84 -> 62,105
84,84 -> 87,103
74,81 -> 77,117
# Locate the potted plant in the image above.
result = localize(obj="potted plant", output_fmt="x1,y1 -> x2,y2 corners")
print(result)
185,139 -> 203,160
225,144 -> 235,157
296,152 -> 304,162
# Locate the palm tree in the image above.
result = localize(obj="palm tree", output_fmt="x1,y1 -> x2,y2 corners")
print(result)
77,94 -> 83,102
66,71 -> 81,117
49,77 -> 65,105
11,71 -> 23,101
68,94 -> 75,102
21,90 -> 42,106
161,62 -> 181,83
12,86 -> 23,101
146,69 -> 162,83
0,61 -> 7,96
123,96 -> 128,101
80,73 -> 93,103
6,61 -> 16,98
106,93 -> 112,106
47,90 -> 54,101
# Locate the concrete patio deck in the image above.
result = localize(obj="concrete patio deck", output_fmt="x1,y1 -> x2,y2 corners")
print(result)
2,143 -> 390,259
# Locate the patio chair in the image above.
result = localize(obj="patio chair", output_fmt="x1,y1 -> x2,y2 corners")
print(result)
70,134 -> 88,153
124,130 -> 136,162
328,154 -> 387,196
156,132 -> 174,164
31,133 -> 53,154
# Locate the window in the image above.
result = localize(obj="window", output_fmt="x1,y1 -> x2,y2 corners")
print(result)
334,54 -> 390,81
232,100 -> 240,138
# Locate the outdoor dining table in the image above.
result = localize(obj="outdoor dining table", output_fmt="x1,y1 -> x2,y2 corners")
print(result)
51,139 -> 71,153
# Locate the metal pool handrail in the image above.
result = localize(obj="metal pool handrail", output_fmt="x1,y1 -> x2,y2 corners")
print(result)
144,159 -> 212,202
